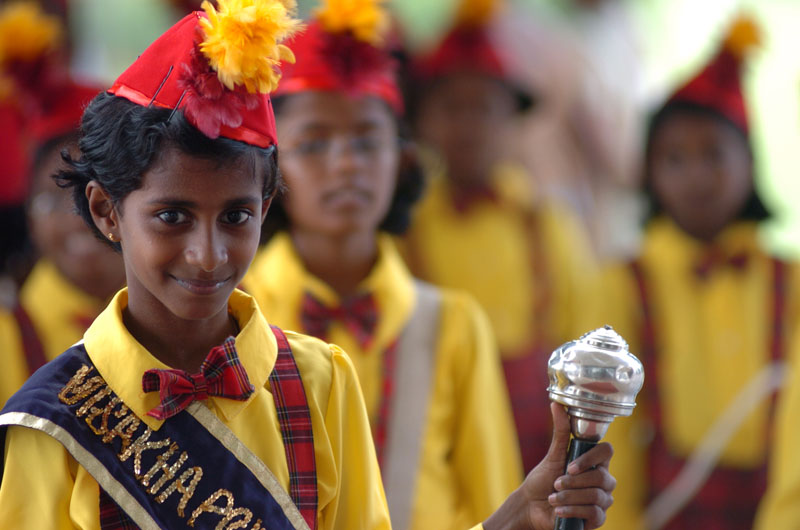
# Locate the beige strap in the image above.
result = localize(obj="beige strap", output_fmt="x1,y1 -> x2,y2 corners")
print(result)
383,280 -> 441,530
644,361 -> 786,530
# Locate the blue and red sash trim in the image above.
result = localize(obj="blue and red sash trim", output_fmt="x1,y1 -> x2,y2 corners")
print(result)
629,257 -> 787,530
0,329 -> 317,530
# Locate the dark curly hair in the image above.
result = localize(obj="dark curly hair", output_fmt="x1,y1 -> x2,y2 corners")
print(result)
56,92 -> 282,251
643,100 -> 771,223
259,95 -> 426,244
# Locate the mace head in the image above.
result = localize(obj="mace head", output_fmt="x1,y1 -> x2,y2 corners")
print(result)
547,326 -> 644,441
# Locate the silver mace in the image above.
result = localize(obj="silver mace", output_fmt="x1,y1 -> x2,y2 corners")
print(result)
547,326 -> 644,530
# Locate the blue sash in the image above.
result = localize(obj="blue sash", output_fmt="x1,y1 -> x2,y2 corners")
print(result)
0,344 -> 309,530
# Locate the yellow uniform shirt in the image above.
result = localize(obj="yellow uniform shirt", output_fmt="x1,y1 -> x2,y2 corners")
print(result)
600,218 -> 800,530
0,289 -> 390,530
754,329 -> 800,528
243,233 -> 522,530
0,260 -> 107,406
402,163 -> 598,358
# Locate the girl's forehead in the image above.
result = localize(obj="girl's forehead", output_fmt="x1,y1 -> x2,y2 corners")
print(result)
137,148 -> 262,198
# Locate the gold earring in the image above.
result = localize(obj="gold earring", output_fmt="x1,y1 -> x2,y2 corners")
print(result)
108,233 -> 116,242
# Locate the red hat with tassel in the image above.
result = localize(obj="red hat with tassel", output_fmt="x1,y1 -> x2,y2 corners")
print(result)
665,14 -> 761,136
411,0 -> 533,111
109,0 -> 301,148
275,0 -> 402,114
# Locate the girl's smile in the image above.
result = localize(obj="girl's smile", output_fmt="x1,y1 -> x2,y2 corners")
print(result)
86,144 -> 270,369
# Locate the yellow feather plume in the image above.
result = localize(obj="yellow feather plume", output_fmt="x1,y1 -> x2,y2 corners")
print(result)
456,0 -> 503,27
313,0 -> 390,46
0,1 -> 62,66
199,0 -> 302,94
724,13 -> 762,60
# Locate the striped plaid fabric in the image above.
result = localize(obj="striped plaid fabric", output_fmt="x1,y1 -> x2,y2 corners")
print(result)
630,258 -> 787,530
501,349 -> 554,473
300,291 -> 377,349
98,488 -> 139,530
142,337 -> 255,420
269,326 -> 318,530
11,304 -> 48,375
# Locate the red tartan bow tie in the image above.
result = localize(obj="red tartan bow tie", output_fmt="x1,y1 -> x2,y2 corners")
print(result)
142,337 -> 255,420
450,184 -> 499,214
301,291 -> 378,349
693,248 -> 749,280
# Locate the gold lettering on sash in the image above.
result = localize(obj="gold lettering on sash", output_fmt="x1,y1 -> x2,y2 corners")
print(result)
187,490 -> 255,529
188,489 -> 235,528
119,428 -> 171,477
58,365 -> 105,405
155,466 -> 203,518
221,507 -> 253,529
57,365 -> 269,528
76,385 -> 113,418
102,409 -> 141,451
84,394 -> 122,435
144,443 -> 189,495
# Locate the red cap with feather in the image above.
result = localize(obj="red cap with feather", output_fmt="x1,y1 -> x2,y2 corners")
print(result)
109,0 -> 301,148
665,14 -> 761,135
275,0 -> 402,114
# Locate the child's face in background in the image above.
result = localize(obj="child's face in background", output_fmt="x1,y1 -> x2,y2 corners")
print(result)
113,148 -> 268,323
276,91 -> 399,238
649,112 -> 753,241
415,73 -> 515,187
28,139 -> 125,299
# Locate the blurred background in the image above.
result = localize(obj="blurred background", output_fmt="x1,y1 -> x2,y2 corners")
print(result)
64,0 -> 800,257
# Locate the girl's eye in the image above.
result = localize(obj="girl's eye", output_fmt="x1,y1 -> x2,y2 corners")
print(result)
296,138 -> 328,155
157,210 -> 188,224
224,210 -> 252,225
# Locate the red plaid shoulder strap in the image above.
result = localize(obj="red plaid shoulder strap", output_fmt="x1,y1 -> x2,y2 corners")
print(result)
11,303 -> 48,375
269,325 -> 318,530
770,257 -> 788,362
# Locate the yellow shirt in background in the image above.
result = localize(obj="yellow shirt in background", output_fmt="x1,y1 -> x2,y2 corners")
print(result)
755,330 -> 800,528
402,163 -> 599,358
601,218 -> 800,530
243,233 -> 522,530
0,260 -> 107,406
0,289 -> 390,530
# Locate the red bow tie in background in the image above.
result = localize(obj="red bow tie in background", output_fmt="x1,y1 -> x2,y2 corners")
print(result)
693,248 -> 750,281
450,185 -> 499,214
301,291 -> 378,349
142,337 -> 255,420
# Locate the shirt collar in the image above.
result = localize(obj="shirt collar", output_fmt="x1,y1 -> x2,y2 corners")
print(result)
83,288 -> 277,431
21,260 -> 106,326
248,232 -> 415,354
645,217 -> 763,269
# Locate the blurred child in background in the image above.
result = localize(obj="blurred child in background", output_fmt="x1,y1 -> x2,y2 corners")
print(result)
0,2 -> 124,406
242,1 -> 522,527
601,15 -> 800,530
402,0 -> 599,473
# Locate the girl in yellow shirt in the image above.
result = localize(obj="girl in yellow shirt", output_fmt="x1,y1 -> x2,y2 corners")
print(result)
0,4 -> 124,406
601,15 -> 800,530
0,1 -> 615,529
243,2 -> 521,529
403,0 -> 600,474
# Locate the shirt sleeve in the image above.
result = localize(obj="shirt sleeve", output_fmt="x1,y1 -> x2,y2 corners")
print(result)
754,333 -> 800,529
0,310 -> 34,408
441,292 -> 524,525
0,425 -> 91,528
317,344 -> 392,530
